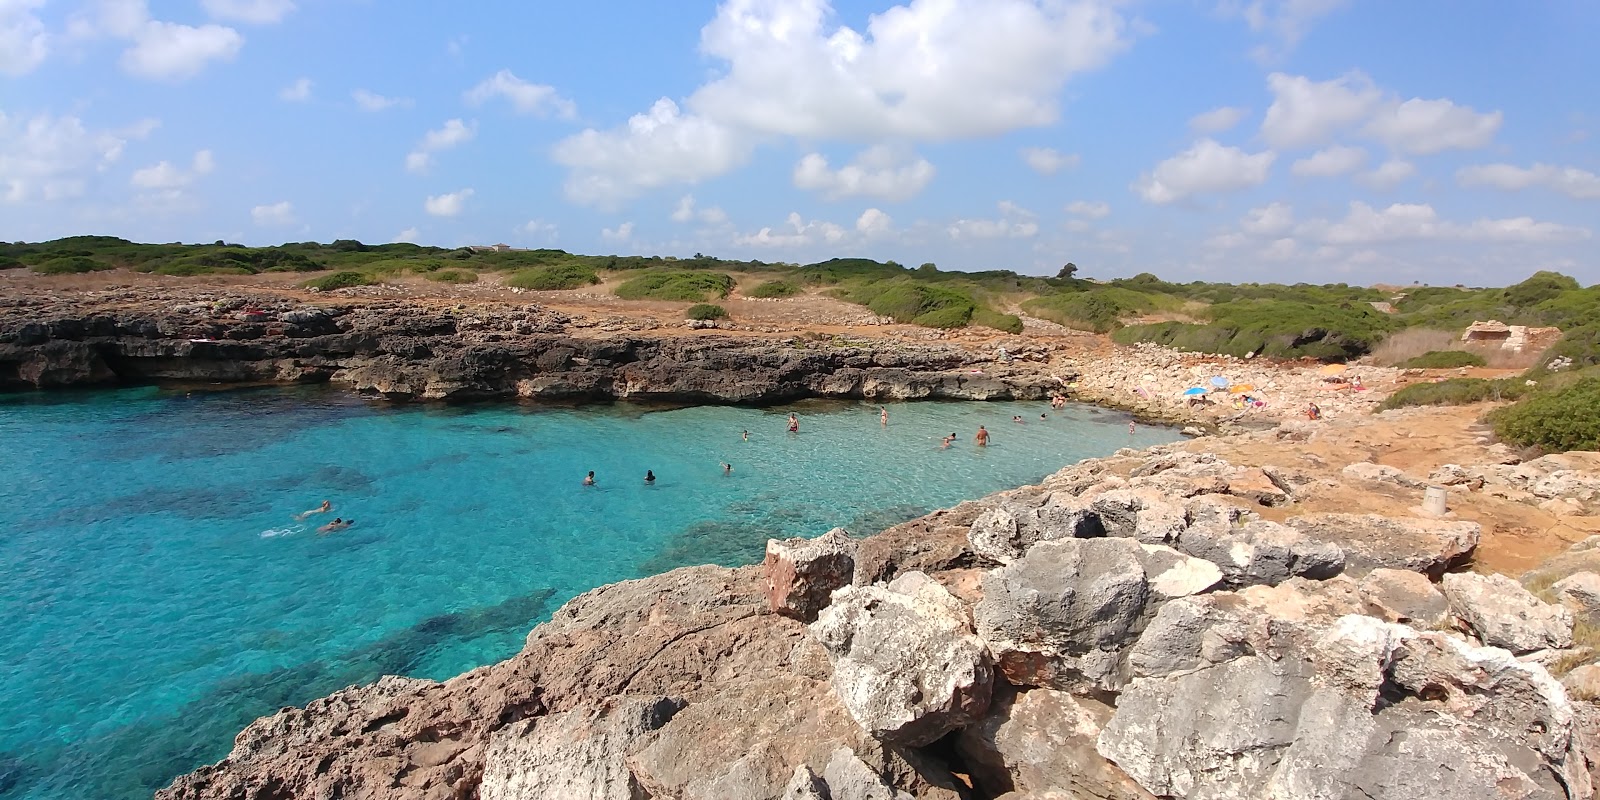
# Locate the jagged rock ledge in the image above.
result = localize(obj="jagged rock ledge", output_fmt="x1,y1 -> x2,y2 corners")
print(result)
159,442 -> 1600,800
0,293 -> 1054,403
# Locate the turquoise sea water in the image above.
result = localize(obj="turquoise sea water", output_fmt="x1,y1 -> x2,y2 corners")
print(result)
0,386 -> 1179,799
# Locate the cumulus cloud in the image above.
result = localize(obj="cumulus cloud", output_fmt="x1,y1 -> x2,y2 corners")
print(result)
424,188 -> 473,217
601,221 -> 634,242
669,195 -> 728,225
72,0 -> 244,81
1363,98 -> 1502,155
200,0 -> 295,24
1020,147 -> 1080,175
1260,71 -> 1382,149
1132,139 -> 1276,205
392,227 -> 420,244
1289,144 -> 1366,177
1457,163 -> 1600,200
1219,0 -> 1351,61
519,219 -> 558,240
735,212 -> 847,247
1065,200 -> 1110,219
131,149 -> 215,190
1189,106 -> 1248,134
0,110 -> 155,203
1355,159 -> 1415,190
279,77 -> 312,101
948,200 -> 1039,240
405,118 -> 476,174
793,146 -> 935,201
1,0 -> 50,76
552,98 -> 755,208
1296,201 -> 1589,245
464,69 -> 576,118
1239,202 -> 1294,236
251,200 -> 295,226
856,208 -> 892,236
352,89 -> 412,112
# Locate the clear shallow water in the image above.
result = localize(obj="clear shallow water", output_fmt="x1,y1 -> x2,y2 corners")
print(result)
0,386 -> 1179,799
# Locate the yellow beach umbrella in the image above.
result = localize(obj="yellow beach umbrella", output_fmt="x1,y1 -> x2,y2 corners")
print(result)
1318,363 -> 1348,376
1229,384 -> 1255,394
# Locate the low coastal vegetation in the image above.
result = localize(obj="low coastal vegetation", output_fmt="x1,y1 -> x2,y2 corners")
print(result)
1399,350 -> 1487,369
614,271 -> 735,302
303,271 -> 376,291
505,264 -> 600,290
685,303 -> 728,320
746,279 -> 802,298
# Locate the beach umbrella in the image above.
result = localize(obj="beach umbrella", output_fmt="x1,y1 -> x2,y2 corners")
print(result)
1182,387 -> 1208,396
1209,376 -> 1230,388
1318,363 -> 1348,376
1230,384 -> 1255,394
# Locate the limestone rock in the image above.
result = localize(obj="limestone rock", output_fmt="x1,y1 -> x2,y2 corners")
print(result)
1224,466 -> 1291,507
1563,665 -> 1600,702
822,747 -> 915,800
975,538 -> 1150,692
1175,519 -> 1344,588
1553,572 -> 1600,623
1442,572 -> 1574,654
1089,489 -> 1188,545
1341,461 -> 1424,488
1357,568 -> 1451,628
1101,600 -> 1593,800
966,496 -> 1098,564
781,765 -> 829,800
1284,513 -> 1480,578
811,572 -> 993,746
765,527 -> 858,622
1138,544 -> 1223,600
957,687 -> 1154,800
480,695 -> 684,800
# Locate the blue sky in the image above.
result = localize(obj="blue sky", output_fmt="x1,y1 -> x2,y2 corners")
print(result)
4,0 -> 1597,284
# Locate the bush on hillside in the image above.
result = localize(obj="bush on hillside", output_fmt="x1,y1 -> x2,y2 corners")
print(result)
32,256 -> 111,274
1114,299 -> 1394,361
506,264 -> 600,291
748,279 -> 802,298
971,308 -> 1025,334
426,269 -> 479,284
1503,271 -> 1581,308
614,271 -> 734,301
0,256 -> 22,270
303,271 -> 375,291
1023,288 -> 1160,333
1377,377 -> 1531,410
685,303 -> 728,320
1492,376 -> 1600,452
1400,350 -> 1487,369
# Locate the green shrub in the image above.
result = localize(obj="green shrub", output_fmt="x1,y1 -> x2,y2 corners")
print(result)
1527,323 -> 1600,378
686,303 -> 728,320
33,256 -> 111,274
1023,288 -> 1159,333
426,269 -> 478,284
1378,377 -> 1531,410
152,261 -> 219,277
303,271 -> 375,291
1400,350 -> 1487,369
1492,376 -> 1600,452
0,256 -> 22,270
614,271 -> 734,301
1114,299 -> 1394,361
748,279 -> 802,298
506,264 -> 601,291
971,308 -> 1024,334
913,306 -> 974,328
1503,271 -> 1581,308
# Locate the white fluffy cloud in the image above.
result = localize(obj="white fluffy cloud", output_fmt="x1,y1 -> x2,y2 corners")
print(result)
1020,147 -> 1080,176
519,219 -> 558,240
1240,202 -> 1294,236
1457,163 -> 1600,200
856,208 -> 892,236
279,77 -> 311,101
464,69 -> 576,118
1065,200 -> 1110,219
424,188 -> 473,217
251,200 -> 295,226
1220,0 -> 1351,60
392,227 -> 420,244
552,99 -> 755,208
131,149 -> 215,190
601,221 -> 634,242
71,0 -> 244,80
1132,139 -> 1276,205
670,195 -> 728,225
0,110 -> 155,203
793,146 -> 935,201
1,0 -> 49,76
1355,159 -> 1415,190
200,0 -> 295,24
1363,98 -> 1502,155
1289,144 -> 1366,177
735,212 -> 847,248
1189,106 -> 1248,134
352,89 -> 412,112
406,119 -> 476,174
1260,71 -> 1381,149
1297,201 -> 1589,245
948,200 -> 1039,239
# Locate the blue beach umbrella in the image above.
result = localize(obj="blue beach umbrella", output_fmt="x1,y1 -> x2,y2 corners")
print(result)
1182,387 -> 1208,396
1210,376 -> 1230,388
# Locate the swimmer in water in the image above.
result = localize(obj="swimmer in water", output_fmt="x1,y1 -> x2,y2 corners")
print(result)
940,432 -> 956,449
1129,421 -> 1136,435
880,407 -> 888,425
742,430 -> 749,441
583,470 -> 595,486
317,517 -> 352,534
788,413 -> 799,433
1040,413 -> 1048,420
1012,415 -> 1025,424
644,470 -> 656,484
721,462 -> 733,475
294,500 -> 332,521
976,425 -> 990,447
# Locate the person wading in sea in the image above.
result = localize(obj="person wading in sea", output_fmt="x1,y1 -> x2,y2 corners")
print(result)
975,425 -> 990,447
788,414 -> 799,434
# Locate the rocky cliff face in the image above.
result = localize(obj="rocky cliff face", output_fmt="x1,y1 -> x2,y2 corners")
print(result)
159,444 -> 1600,800
0,294 -> 1053,403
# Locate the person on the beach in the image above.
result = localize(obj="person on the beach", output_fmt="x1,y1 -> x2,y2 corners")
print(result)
294,500 -> 332,520
721,462 -> 733,474
941,433 -> 956,449
1306,403 -> 1322,421
975,425 -> 989,446
880,407 -> 888,425
583,471 -> 595,486
645,470 -> 656,484
317,517 -> 351,534
788,414 -> 799,433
